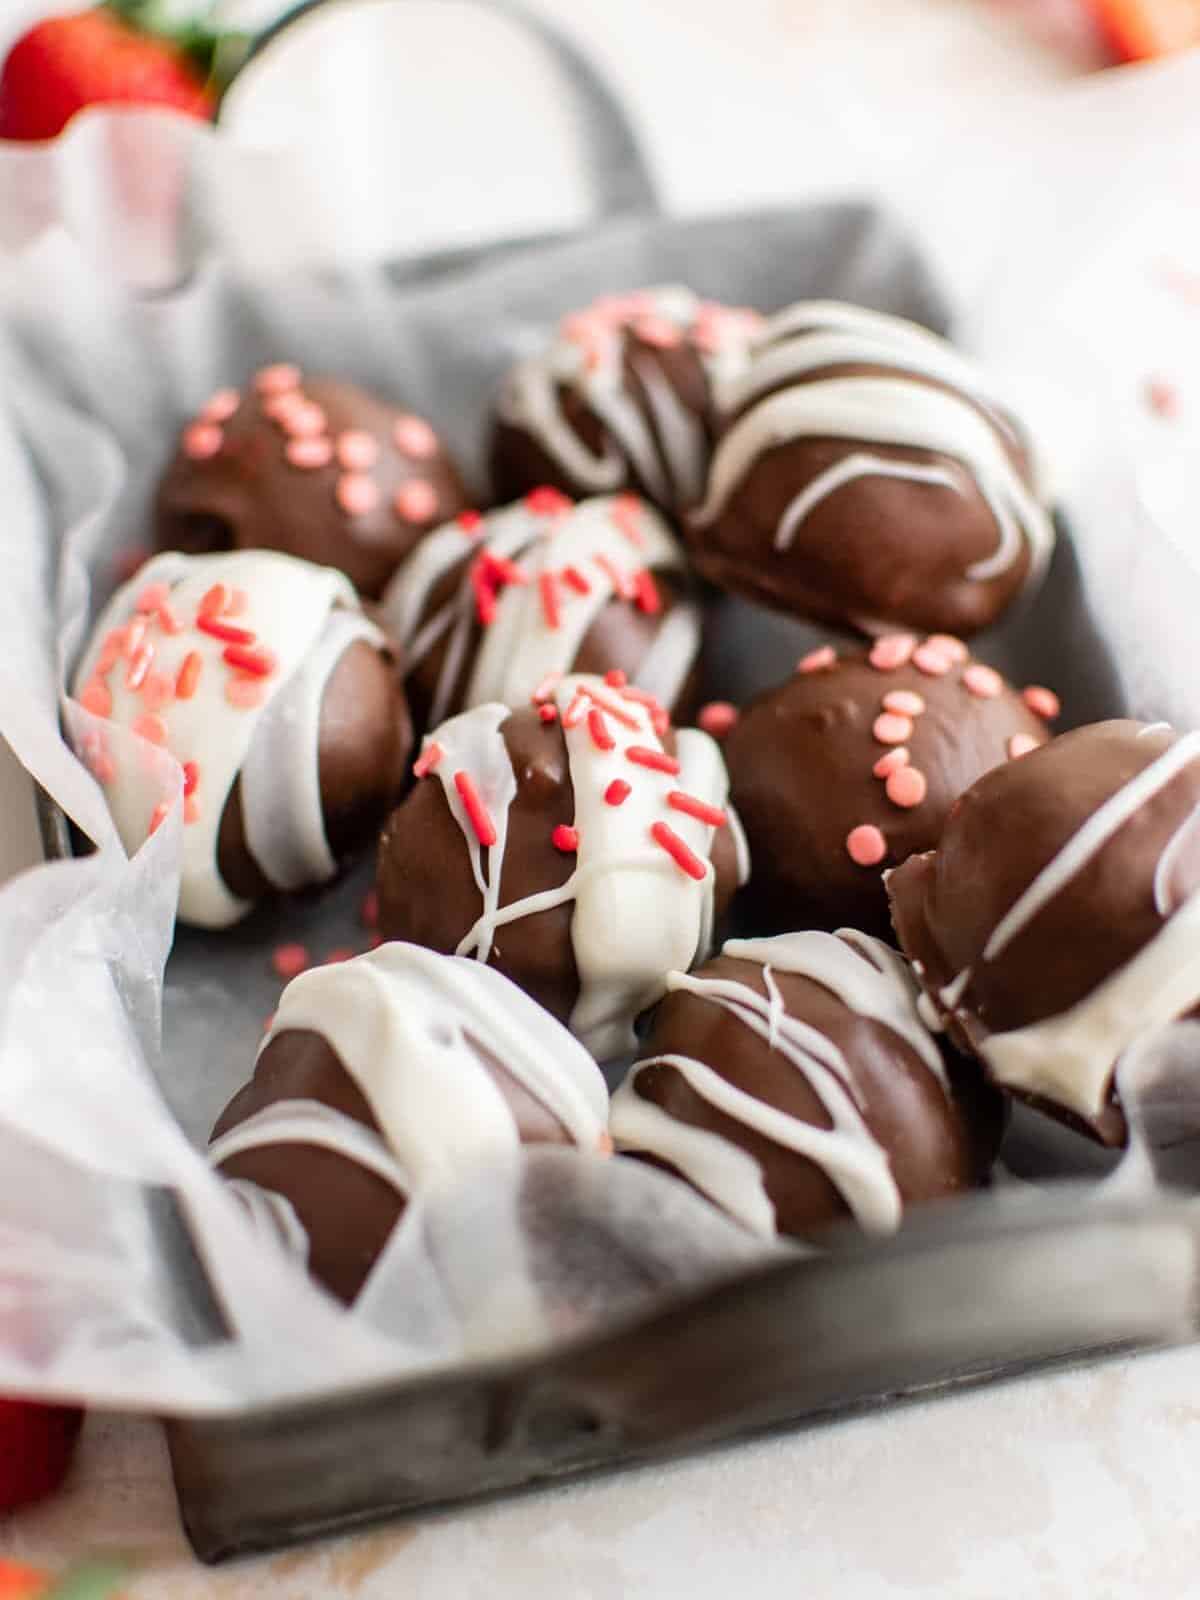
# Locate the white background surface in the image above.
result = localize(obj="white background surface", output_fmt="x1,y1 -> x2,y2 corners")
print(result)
1,1 -> 1198,1595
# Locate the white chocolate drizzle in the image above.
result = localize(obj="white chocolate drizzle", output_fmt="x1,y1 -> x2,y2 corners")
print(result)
1154,800 -> 1200,918
610,931 -> 945,1237
692,300 -> 1054,587
73,550 -> 366,928
380,495 -> 700,727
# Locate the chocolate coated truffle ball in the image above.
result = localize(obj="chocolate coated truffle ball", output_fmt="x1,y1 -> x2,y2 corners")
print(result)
376,674 -> 748,1059
888,720 -> 1200,1146
210,943 -> 610,1303
380,489 -> 702,732
610,930 -> 997,1240
723,634 -> 1058,935
489,287 -> 762,517
155,368 -> 470,598
73,549 -> 411,928
686,301 -> 1055,637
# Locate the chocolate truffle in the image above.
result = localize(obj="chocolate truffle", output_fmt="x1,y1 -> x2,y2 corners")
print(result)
686,301 -> 1055,636
379,489 -> 702,732
723,634 -> 1059,934
210,943 -> 610,1304
376,674 -> 749,1059
489,287 -> 762,517
610,931 -> 995,1240
72,550 -> 411,929
887,720 -> 1200,1146
154,368 -> 470,599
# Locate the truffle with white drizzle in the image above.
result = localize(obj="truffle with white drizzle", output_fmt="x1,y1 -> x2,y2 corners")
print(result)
210,943 -> 610,1304
888,720 -> 1200,1145
72,549 -> 411,929
609,931 -> 997,1240
376,674 -> 749,1060
379,489 -> 702,733
686,301 -> 1055,637
155,367 -> 470,599
489,288 -> 762,516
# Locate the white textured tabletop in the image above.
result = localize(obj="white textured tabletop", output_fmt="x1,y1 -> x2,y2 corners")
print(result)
2,1 -> 1197,1595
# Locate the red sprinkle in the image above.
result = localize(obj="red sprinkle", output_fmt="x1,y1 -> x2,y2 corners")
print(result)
552,824 -> 579,853
175,651 -> 203,699
198,615 -> 256,645
582,686 -> 642,730
198,583 -> 229,620
80,679 -> 111,717
562,565 -> 592,595
595,553 -> 636,600
611,492 -> 645,547
271,942 -> 309,980
148,802 -> 170,837
912,644 -> 953,677
471,564 -> 498,626
882,690 -> 926,717
413,741 -> 444,777
140,671 -> 174,712
156,602 -> 184,635
181,761 -> 199,798
846,824 -> 887,867
126,641 -> 154,691
223,644 -> 278,678
1023,685 -> 1061,720
133,713 -> 167,745
868,634 -> 916,672
532,671 -> 562,703
667,790 -> 728,828
605,779 -> 631,806
525,486 -> 573,517
456,509 -> 484,537
873,712 -> 913,745
604,668 -> 628,688
481,551 -> 529,588
963,663 -> 1004,699
698,701 -> 739,738
455,770 -> 497,847
650,820 -> 708,880
1008,733 -> 1041,759
225,588 -> 248,617
539,570 -> 562,631
627,745 -> 681,776
136,582 -> 171,615
361,889 -> 379,928
886,766 -> 928,809
588,708 -> 615,751
798,646 -> 837,675
634,570 -> 661,616
873,747 -> 910,779
184,795 -> 201,825
538,703 -> 559,723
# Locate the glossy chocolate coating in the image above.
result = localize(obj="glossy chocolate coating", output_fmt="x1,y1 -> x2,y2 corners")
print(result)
887,720 -> 1200,1146
723,644 -> 1051,936
156,377 -> 470,599
217,635 -> 412,905
376,706 -> 740,1036
624,949 -> 997,1241
213,1024 -> 572,1304
686,363 -> 1038,637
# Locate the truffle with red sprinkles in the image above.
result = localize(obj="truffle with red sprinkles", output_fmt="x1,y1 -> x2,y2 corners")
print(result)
686,301 -> 1055,637
610,930 -> 1001,1240
154,370 -> 470,599
72,549 -> 411,928
723,635 -> 1055,935
888,720 -> 1200,1147
210,943 -> 610,1304
489,287 -> 762,517
376,674 -> 749,1059
379,490 -> 702,734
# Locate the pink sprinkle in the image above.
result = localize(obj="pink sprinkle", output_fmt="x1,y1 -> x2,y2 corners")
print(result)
183,423 -> 222,461
846,824 -> 888,867
873,712 -> 914,745
80,679 -> 111,718
872,747 -> 910,779
634,570 -> 661,616
393,480 -> 438,523
255,364 -> 301,395
263,391 -> 306,423
175,652 -> 203,700
797,645 -> 837,675
286,436 -> 334,470
532,671 -> 563,703
633,315 -> 683,349
147,802 -> 170,837
361,889 -> 379,928
283,403 -> 328,439
963,664 -> 1004,699
183,795 -> 202,825
324,948 -> 356,965
595,553 -> 636,600
912,644 -> 953,677
96,629 -> 125,675
271,943 -> 309,980
140,671 -> 175,712
1009,733 -> 1041,759
552,824 -> 579,853
122,616 -> 148,658
414,741 -> 445,778
924,634 -> 968,663
337,474 -> 381,516
605,779 -> 631,806
868,634 -> 916,672
132,713 -> 167,745
126,641 -> 154,691
1022,685 -> 1061,720
393,415 -> 440,458
136,581 -> 171,615
201,388 -> 240,423
156,602 -> 184,635
225,676 -> 267,709
587,707 -> 614,751
882,690 -> 926,717
562,691 -> 589,730
1146,376 -> 1181,419
611,493 -> 645,547
225,588 -> 248,617
698,701 -> 739,738
886,766 -> 928,809
336,430 -> 380,471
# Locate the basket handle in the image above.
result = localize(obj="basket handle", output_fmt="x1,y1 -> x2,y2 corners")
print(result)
233,0 -> 662,221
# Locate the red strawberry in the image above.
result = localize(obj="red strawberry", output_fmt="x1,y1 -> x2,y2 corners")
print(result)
0,1561 -> 49,1598
0,8 -> 215,143
1089,0 -> 1200,59
0,1397 -> 83,1511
